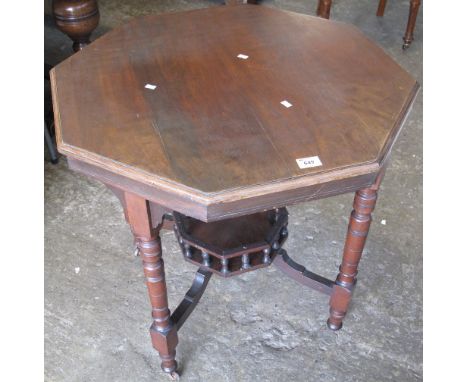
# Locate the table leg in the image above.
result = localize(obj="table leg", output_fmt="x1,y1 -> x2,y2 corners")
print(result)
44,121 -> 59,164
403,0 -> 421,50
124,193 -> 179,378
327,184 -> 379,330
376,0 -> 387,17
316,0 -> 332,19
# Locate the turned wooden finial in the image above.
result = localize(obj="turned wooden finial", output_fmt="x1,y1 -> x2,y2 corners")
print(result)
201,251 -> 211,267
221,258 -> 229,274
52,0 -> 100,52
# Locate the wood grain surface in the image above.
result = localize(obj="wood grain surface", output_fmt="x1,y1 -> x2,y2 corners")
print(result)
51,4 -> 418,208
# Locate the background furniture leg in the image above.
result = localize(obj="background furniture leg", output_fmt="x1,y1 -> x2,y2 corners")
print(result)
316,0 -> 332,19
124,193 -> 179,378
403,0 -> 421,49
327,186 -> 378,330
376,0 -> 387,16
52,0 -> 100,52
44,121 -> 59,164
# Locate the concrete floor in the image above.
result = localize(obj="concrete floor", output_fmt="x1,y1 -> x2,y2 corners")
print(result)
45,1 -> 422,381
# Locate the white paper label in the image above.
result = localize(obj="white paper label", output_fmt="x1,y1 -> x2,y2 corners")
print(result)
296,156 -> 322,169
237,54 -> 249,59
145,84 -> 157,90
280,100 -> 293,108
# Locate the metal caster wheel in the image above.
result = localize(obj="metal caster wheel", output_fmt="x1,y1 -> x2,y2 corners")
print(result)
169,371 -> 180,380
326,319 -> 343,331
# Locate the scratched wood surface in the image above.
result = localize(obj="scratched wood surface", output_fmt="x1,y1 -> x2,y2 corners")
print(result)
51,4 -> 418,195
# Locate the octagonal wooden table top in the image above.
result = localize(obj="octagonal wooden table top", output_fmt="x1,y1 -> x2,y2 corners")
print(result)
51,4 -> 419,221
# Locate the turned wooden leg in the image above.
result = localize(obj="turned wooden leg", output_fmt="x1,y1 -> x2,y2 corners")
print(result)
403,0 -> 421,50
52,0 -> 100,52
124,193 -> 179,377
316,0 -> 332,19
376,0 -> 387,17
327,185 -> 379,330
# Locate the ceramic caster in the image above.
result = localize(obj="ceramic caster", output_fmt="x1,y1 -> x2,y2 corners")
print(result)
133,246 -> 140,257
169,371 -> 180,380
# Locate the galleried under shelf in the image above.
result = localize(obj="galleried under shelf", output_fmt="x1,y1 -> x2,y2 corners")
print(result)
173,208 -> 289,277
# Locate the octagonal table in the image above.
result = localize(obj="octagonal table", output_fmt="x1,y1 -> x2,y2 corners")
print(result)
50,4 -> 419,379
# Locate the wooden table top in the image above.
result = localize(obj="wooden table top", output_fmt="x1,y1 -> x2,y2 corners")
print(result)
51,4 -> 419,221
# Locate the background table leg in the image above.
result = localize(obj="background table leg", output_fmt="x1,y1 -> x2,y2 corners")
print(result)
316,0 -> 332,19
403,0 -> 421,49
376,0 -> 387,17
327,186 -> 378,330
124,193 -> 179,378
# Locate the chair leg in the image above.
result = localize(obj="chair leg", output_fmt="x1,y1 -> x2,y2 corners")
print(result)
403,0 -> 421,50
44,121 -> 59,164
376,0 -> 387,17
316,0 -> 332,19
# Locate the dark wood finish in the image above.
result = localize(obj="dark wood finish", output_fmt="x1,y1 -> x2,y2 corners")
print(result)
173,208 -> 288,277
273,249 -> 334,295
185,248 -> 274,277
376,0 -> 388,17
174,209 -> 287,257
50,5 -> 419,377
402,0 -> 421,50
66,157 -> 383,222
124,192 -> 179,377
317,0 -> 421,49
52,0 -> 100,52
316,0 -> 332,19
171,268 -> 212,331
327,180 -> 380,331
51,5 -> 418,205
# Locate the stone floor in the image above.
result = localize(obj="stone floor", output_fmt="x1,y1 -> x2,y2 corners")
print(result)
45,1 -> 422,381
